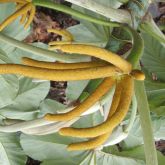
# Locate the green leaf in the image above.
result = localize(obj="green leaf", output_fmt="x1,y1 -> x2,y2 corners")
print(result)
72,110 -> 104,128
0,51 -> 19,109
141,33 -> 165,81
127,0 -> 149,27
145,80 -> 165,115
0,49 -> 12,63
0,132 -> 27,165
0,75 -> 19,109
71,5 -> 111,47
66,80 -> 89,101
68,24 -> 108,47
104,145 -> 165,165
96,150 -> 145,165
20,133 -> 89,163
95,0 -> 122,8
8,42 -> 55,64
141,33 -> 165,115
38,99 -> 66,117
121,115 -> 165,148
140,14 -> 165,45
41,152 -> 95,165
0,78 -> 50,120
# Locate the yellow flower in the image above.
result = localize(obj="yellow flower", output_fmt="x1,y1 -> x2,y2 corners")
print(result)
0,0 -> 35,31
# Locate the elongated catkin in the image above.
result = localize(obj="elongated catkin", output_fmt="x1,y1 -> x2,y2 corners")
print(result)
52,44 -> 132,73
0,64 -> 121,81
22,57 -> 108,69
45,77 -> 116,121
66,81 -> 122,151
67,132 -> 111,151
59,75 -> 134,137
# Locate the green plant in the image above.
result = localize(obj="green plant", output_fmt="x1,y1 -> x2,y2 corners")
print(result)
0,0 -> 164,165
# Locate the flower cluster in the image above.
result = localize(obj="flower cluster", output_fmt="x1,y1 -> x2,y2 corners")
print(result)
0,28 -> 145,150
0,0 -> 35,31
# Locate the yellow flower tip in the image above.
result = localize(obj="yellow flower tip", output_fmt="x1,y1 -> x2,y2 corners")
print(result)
130,69 -> 145,81
23,4 -> 35,29
59,127 -> 70,136
67,143 -> 88,151
48,45 -> 62,50
21,57 -> 27,62
67,145 -> 76,151
48,41 -> 72,46
0,26 -> 3,32
44,114 -> 54,121
47,28 -> 74,42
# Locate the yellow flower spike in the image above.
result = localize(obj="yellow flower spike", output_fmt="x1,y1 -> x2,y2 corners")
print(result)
0,64 -> 122,81
0,3 -> 32,31
20,13 -> 27,24
15,3 -> 28,24
48,29 -> 74,42
24,4 -> 35,29
0,0 -> 25,3
130,69 -> 145,81
51,44 -> 132,73
59,75 -> 134,138
15,2 -> 25,10
107,79 -> 123,117
49,41 -> 73,46
66,80 -> 122,151
67,132 -> 111,151
22,57 -> 108,69
44,77 -> 116,121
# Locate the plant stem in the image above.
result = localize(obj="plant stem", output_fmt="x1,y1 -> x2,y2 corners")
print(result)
135,81 -> 158,165
124,94 -> 137,132
32,0 -> 120,28
0,33 -> 86,62
64,0 -> 131,24
124,26 -> 144,68
0,118 -> 54,132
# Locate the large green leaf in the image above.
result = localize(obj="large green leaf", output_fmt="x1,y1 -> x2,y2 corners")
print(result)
0,78 -> 50,120
141,33 -> 165,115
68,24 -> 108,47
104,145 -> 165,165
121,115 -> 165,149
0,75 -> 19,109
145,80 -> 165,115
41,152 -> 95,165
141,33 -> 165,81
0,132 -> 27,165
0,51 -> 19,109
20,133 -> 90,164
96,150 -> 145,165
71,5 -> 111,47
